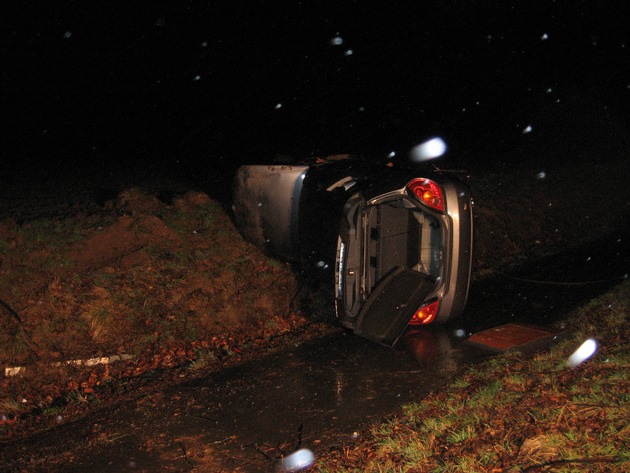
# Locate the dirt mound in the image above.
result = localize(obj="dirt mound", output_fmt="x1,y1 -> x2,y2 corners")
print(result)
0,189 -> 298,369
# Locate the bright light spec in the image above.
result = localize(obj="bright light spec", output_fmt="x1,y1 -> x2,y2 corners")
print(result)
567,338 -> 598,368
278,448 -> 315,471
410,137 -> 447,161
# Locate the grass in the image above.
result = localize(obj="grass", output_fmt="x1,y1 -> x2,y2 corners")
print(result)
314,280 -> 630,472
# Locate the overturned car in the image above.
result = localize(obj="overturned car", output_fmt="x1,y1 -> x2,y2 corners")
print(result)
232,157 -> 473,346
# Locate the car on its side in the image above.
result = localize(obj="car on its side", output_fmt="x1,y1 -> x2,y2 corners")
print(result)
232,156 -> 473,346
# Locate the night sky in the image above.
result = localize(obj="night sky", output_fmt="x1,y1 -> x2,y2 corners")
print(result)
2,1 -> 629,190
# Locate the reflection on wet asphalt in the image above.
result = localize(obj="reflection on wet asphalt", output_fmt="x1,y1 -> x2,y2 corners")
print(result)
176,328 -> 489,471
55,327 -> 490,473
51,326 -> 491,473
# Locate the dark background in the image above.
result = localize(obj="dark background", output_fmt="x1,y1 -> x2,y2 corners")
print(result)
1,0 -> 629,194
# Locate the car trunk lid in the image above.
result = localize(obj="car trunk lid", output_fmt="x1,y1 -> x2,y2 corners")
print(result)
353,267 -> 435,346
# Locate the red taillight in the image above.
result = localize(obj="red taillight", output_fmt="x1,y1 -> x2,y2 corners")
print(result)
408,300 -> 439,326
406,178 -> 444,212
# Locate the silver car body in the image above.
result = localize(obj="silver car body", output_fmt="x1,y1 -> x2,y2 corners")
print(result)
232,161 -> 473,345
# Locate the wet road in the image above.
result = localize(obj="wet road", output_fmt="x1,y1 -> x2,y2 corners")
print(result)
171,327 -> 488,470
30,327 -> 490,473
2,232 -> 627,472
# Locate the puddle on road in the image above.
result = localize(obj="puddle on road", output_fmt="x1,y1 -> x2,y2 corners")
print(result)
176,328 -> 490,471
176,316 -> 556,471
